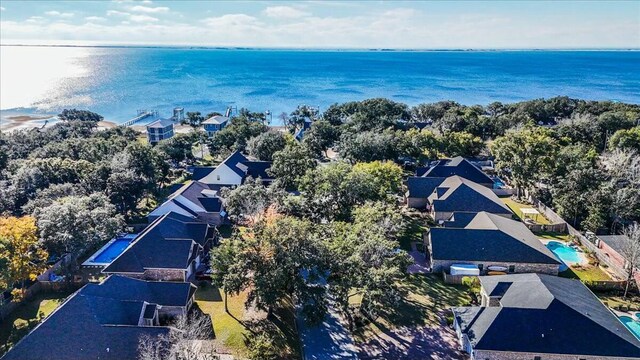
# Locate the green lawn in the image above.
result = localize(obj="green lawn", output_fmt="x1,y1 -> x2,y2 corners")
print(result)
195,285 -> 300,359
0,291 -> 71,356
352,274 -> 472,343
535,232 -> 571,241
596,293 -> 640,311
399,215 -> 428,251
501,197 -> 551,225
559,266 -> 612,282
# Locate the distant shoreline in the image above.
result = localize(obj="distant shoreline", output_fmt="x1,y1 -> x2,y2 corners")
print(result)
1,44 -> 638,52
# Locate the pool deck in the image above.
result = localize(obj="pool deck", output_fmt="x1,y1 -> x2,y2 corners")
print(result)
82,234 -> 137,267
539,238 -> 589,266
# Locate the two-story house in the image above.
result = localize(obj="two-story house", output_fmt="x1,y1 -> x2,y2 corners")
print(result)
202,115 -> 229,137
146,118 -> 175,144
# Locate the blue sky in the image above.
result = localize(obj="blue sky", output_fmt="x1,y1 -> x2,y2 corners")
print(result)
1,1 -> 638,48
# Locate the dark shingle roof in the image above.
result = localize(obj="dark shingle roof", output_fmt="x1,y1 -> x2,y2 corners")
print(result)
104,212 -> 209,273
222,151 -> 251,178
429,176 -> 512,215
430,212 -> 559,265
442,212 -> 479,228
422,156 -> 494,184
244,161 -> 273,181
191,166 -> 215,181
452,274 -> 640,357
150,181 -> 223,219
406,176 -> 446,198
2,275 -> 193,360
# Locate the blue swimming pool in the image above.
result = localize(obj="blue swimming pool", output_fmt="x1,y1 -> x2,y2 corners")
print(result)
619,316 -> 640,340
545,241 -> 583,270
93,237 -> 134,263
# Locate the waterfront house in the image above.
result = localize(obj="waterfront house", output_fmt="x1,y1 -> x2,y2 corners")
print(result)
146,118 -> 174,144
103,212 -> 214,282
596,234 -> 640,289
428,211 -> 561,275
294,119 -> 313,141
148,180 -> 226,225
199,150 -> 273,186
2,275 -> 197,360
202,115 -> 229,137
452,273 -> 640,360
427,176 -> 512,221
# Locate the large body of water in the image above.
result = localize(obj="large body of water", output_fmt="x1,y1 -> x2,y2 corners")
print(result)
1,46 -> 639,126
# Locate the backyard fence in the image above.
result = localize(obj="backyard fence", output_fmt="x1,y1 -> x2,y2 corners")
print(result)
0,281 -> 85,320
581,280 -> 627,292
442,272 -> 470,285
525,223 -> 567,233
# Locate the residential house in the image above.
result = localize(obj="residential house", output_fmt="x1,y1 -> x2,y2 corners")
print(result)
428,211 -> 561,275
427,176 -> 512,221
103,212 -> 214,281
452,274 -> 640,360
148,180 -> 226,225
146,118 -> 175,144
596,234 -> 640,288
199,150 -> 273,186
415,156 -> 494,187
2,275 -> 197,360
407,157 -> 496,209
202,115 -> 229,137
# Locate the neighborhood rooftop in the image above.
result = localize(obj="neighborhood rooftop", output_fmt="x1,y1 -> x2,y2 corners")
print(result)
429,212 -> 560,265
2,275 -> 196,360
418,156 -> 494,185
428,175 -> 512,215
453,274 -> 640,358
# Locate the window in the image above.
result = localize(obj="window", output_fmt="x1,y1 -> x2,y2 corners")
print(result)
217,175 -> 220,181
534,357 -> 541,360
508,265 -> 515,273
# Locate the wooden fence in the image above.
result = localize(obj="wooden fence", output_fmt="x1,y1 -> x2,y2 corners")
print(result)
0,281 -> 85,320
443,272 -> 471,285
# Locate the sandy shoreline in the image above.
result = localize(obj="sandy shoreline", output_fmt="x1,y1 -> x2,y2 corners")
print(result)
1,114 -> 120,132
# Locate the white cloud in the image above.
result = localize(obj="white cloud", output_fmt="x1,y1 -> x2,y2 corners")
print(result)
142,0 -> 153,3
44,10 -> 74,18
0,7 -> 5,11
129,5 -> 169,14
85,16 -> 107,22
107,10 -> 158,23
263,6 -> 310,19
202,14 -> 260,28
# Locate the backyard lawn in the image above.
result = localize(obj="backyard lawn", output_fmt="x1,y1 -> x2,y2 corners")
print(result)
559,266 -> 612,282
195,284 -> 300,359
353,273 -> 472,342
535,232 -> 571,241
0,291 -> 71,356
501,197 -> 550,225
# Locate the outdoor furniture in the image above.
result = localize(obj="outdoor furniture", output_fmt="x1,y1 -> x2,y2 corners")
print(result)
520,208 -> 541,222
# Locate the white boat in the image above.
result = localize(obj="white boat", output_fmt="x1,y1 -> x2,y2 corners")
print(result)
487,265 -> 508,272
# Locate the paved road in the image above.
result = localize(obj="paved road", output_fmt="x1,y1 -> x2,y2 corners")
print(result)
297,297 -> 358,360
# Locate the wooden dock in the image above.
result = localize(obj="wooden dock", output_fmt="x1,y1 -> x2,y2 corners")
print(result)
122,110 -> 158,127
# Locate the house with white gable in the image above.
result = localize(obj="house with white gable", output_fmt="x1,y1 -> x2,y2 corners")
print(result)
199,150 -> 273,187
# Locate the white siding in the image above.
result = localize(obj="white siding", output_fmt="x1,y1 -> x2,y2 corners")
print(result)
200,163 -> 243,185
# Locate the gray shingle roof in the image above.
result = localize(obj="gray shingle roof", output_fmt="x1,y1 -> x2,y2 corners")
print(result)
406,176 -> 446,198
191,166 -> 215,181
146,118 -> 174,128
2,275 -> 194,360
429,176 -> 512,215
421,157 -> 494,184
202,115 -> 229,125
103,212 -> 209,273
430,212 -> 559,264
597,235 -> 629,257
453,274 -> 640,357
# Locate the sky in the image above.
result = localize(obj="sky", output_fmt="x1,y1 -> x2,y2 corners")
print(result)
0,1 -> 638,49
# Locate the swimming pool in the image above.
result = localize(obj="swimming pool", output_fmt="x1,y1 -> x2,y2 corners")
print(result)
82,234 -> 136,267
545,241 -> 583,270
619,316 -> 640,340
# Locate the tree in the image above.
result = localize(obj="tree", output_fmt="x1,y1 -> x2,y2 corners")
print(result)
247,131 -> 287,161
609,127 -> 640,152
336,130 -> 398,163
352,161 -> 403,197
439,131 -> 485,157
551,168 -> 606,227
58,109 -> 103,122
621,223 -> 640,298
138,311 -> 214,360
155,132 -> 198,164
207,116 -> 267,156
269,144 -> 317,190
183,111 -> 204,130
301,120 -> 340,158
34,193 -> 124,257
210,235 -> 245,313
288,105 -> 319,132
491,126 -> 559,197
220,177 -> 273,224
0,216 -> 48,301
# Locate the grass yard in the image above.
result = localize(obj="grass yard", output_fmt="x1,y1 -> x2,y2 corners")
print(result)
501,197 -> 551,225
0,291 -> 71,356
352,273 -> 472,343
596,293 -> 640,311
195,284 -> 301,359
560,266 -> 612,282
399,214 -> 429,251
535,232 -> 571,241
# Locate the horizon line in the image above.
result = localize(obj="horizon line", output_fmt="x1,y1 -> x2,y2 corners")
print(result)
1,43 -> 639,52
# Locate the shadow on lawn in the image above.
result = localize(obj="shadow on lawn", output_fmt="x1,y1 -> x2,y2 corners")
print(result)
195,285 -> 223,302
